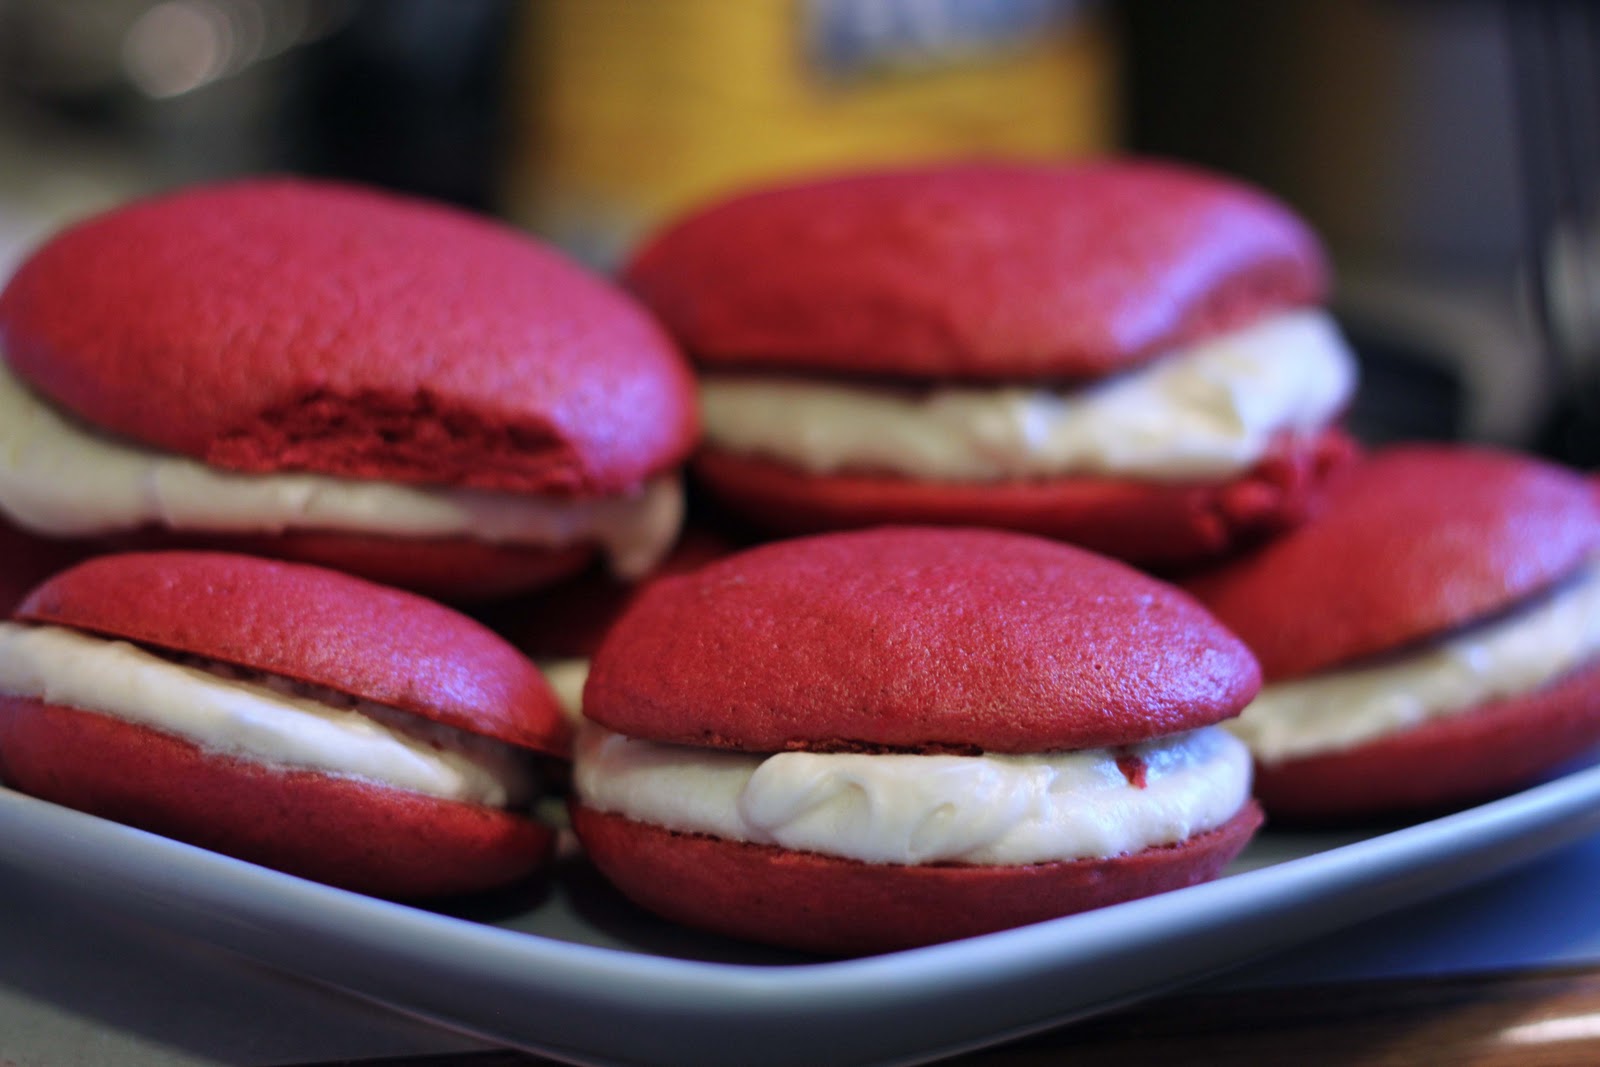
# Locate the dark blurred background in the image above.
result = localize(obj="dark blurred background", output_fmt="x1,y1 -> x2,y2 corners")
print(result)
0,0 -> 1590,463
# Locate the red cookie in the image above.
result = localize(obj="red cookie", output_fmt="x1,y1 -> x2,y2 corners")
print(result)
574,527 -> 1264,954
625,160 -> 1351,565
1186,446 -> 1600,818
693,428 -> 1357,568
0,551 -> 570,898
627,161 -> 1326,378
0,179 -> 698,599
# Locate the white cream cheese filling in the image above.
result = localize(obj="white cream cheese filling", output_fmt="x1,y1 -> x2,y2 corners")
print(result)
0,356 -> 682,578
0,622 -> 532,806
574,724 -> 1252,866
699,309 -> 1357,482
1230,560 -> 1600,765
538,657 -> 591,725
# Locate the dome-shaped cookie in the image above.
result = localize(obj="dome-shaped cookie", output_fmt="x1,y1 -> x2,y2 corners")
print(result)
0,178 -> 697,495
586,527 -> 1261,753
18,550 -> 568,754
1186,446 -> 1600,681
625,160 -> 1326,379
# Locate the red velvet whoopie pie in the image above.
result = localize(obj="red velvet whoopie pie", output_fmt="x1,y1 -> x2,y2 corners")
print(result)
0,551 -> 570,898
625,160 -> 1358,566
0,179 -> 698,600
1186,446 -> 1600,819
572,527 -> 1264,955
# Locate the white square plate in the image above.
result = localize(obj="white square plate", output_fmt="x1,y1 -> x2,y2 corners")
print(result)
3,756 -> 1600,1067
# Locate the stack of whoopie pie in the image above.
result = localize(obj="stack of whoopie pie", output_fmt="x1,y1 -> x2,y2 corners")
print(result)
4,157 -> 1598,959
566,156 -> 1600,951
0,179 -> 702,899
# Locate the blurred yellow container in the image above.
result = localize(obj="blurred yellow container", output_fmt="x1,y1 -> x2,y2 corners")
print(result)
503,0 -> 1118,267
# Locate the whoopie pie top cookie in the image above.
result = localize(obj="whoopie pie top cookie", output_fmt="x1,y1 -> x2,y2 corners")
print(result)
1186,446 -> 1600,816
0,551 -> 570,896
586,526 -> 1260,752
0,179 -> 698,597
623,160 -> 1358,564
627,159 -> 1326,378
572,527 -> 1265,953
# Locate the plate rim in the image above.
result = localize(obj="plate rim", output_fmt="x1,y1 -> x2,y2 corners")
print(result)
5,759 -> 1600,1067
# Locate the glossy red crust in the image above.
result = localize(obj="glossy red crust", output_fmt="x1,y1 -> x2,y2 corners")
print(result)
15,551 -> 569,756
624,160 -> 1326,379
0,179 -> 697,495
1186,446 -> 1600,680
585,528 -> 1261,753
1250,656 -> 1600,820
693,429 -> 1356,567
0,700 -> 553,898
571,801 -> 1263,955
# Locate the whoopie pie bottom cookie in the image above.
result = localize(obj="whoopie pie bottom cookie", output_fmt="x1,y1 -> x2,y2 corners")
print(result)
571,730 -> 1263,955
693,427 -> 1355,568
